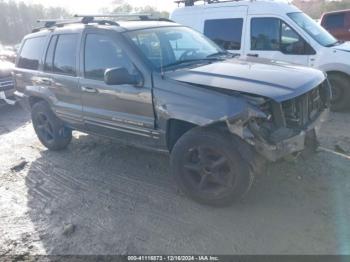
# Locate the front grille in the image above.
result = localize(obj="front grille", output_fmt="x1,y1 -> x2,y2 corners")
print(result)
281,83 -> 328,129
0,77 -> 14,91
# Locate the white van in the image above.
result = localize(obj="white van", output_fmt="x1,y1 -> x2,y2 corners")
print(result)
171,0 -> 350,111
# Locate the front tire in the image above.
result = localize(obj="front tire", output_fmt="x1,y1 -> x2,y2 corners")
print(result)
329,73 -> 350,112
170,127 -> 256,207
31,101 -> 72,151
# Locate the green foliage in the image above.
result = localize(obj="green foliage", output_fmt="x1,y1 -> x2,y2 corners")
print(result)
111,0 -> 169,18
0,0 -> 170,45
0,0 -> 70,45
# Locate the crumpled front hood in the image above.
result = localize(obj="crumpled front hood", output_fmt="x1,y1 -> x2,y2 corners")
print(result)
166,59 -> 326,102
332,41 -> 350,52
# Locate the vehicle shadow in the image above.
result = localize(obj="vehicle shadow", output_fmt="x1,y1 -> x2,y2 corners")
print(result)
24,134 -> 350,254
0,104 -> 30,136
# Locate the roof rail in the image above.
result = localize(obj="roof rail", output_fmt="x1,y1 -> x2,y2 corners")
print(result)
32,16 -> 120,33
175,0 -> 252,6
32,13 -> 174,33
74,14 -> 174,22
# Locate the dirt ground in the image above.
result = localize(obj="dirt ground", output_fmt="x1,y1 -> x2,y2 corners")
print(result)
0,104 -> 350,255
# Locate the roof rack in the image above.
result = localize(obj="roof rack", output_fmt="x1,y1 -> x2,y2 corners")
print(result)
32,16 -> 119,32
74,14 -> 174,22
175,0 -> 250,6
32,14 -> 174,32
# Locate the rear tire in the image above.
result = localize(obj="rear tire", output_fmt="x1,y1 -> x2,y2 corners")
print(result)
31,101 -> 72,151
170,127 -> 257,207
329,73 -> 350,112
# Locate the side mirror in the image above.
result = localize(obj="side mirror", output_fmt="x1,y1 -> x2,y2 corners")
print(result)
104,67 -> 142,86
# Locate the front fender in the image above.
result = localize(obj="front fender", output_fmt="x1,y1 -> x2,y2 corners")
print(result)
153,75 -> 266,131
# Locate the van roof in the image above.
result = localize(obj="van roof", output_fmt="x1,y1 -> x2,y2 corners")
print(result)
172,0 -> 301,16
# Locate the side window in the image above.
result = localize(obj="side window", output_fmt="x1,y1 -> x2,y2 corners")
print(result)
53,34 -> 78,76
204,18 -> 243,50
251,18 -> 280,51
251,18 -> 314,55
44,35 -> 58,72
18,36 -> 46,70
324,13 -> 345,29
280,23 -> 307,55
84,34 -> 135,81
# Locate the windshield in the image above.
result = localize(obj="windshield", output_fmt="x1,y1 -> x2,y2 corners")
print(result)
288,12 -> 338,47
125,26 -> 225,70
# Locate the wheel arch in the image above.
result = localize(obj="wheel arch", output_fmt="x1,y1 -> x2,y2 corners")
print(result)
166,118 -> 231,152
326,70 -> 350,79
28,96 -> 48,108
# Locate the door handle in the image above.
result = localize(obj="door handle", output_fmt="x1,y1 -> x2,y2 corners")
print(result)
247,53 -> 259,57
81,86 -> 98,93
41,79 -> 53,85
35,78 -> 53,86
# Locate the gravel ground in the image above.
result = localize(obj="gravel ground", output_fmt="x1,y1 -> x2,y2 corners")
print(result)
0,104 -> 350,255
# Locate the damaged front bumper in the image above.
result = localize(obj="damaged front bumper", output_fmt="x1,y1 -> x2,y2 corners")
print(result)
254,109 -> 329,161
227,107 -> 329,162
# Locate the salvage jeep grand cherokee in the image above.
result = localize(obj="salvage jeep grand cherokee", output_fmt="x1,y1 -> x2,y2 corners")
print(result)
14,16 -> 331,206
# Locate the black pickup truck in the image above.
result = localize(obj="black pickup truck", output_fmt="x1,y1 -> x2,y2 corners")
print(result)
14,16 -> 331,206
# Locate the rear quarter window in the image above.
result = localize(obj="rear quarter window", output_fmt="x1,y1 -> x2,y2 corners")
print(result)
204,18 -> 243,50
18,36 -> 47,70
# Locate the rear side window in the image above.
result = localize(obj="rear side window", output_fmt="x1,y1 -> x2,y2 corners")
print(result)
324,13 -> 345,29
18,36 -> 46,70
204,19 -> 243,50
52,34 -> 78,76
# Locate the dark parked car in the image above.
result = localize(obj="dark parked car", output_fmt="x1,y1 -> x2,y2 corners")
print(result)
14,16 -> 331,206
0,59 -> 15,106
321,9 -> 350,41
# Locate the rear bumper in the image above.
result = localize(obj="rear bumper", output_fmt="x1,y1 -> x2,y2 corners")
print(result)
255,109 -> 329,161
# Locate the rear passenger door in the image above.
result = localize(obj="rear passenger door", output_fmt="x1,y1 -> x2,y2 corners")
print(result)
42,33 -> 83,127
79,30 -> 156,144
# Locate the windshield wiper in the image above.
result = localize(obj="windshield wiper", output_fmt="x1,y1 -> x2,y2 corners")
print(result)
206,51 -> 229,58
326,40 -> 342,47
162,58 -> 221,70
207,51 -> 238,58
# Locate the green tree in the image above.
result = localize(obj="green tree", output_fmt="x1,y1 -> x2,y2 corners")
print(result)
0,0 -> 70,45
110,0 -> 169,18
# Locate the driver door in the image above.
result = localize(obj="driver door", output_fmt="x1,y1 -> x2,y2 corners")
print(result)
79,30 -> 157,145
245,16 -> 315,66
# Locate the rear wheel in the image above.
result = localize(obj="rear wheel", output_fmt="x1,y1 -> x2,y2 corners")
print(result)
31,101 -> 72,151
170,127 -> 256,206
329,73 -> 350,112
